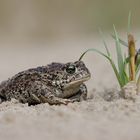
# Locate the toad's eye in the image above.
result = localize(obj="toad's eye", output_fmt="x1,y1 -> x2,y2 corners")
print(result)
66,65 -> 76,74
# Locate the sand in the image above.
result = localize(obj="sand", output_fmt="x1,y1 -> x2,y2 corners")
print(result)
0,35 -> 140,140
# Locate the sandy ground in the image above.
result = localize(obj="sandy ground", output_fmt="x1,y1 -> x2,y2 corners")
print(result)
0,35 -> 140,140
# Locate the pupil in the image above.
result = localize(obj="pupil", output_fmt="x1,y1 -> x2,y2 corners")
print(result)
66,65 -> 76,74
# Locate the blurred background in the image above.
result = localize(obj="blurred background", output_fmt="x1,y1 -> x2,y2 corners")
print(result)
0,0 -> 140,40
0,0 -> 140,90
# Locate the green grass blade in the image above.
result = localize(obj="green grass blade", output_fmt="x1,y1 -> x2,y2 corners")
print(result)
99,28 -> 111,57
109,59 -> 124,87
135,51 -> 140,74
125,56 -> 130,64
79,48 -> 110,61
124,54 -> 129,82
111,34 -> 128,47
113,25 -> 124,71
136,53 -> 140,75
136,64 -> 140,75
113,25 -> 126,85
79,48 -> 123,87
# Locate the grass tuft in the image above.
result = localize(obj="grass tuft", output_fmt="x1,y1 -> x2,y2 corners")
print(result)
79,13 -> 140,89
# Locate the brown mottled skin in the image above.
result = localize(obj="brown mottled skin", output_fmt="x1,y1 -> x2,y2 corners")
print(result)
0,61 -> 91,105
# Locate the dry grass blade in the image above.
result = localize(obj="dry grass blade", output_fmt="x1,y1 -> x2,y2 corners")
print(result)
128,34 -> 136,81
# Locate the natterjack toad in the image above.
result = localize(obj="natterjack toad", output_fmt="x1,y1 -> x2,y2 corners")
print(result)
0,61 -> 91,105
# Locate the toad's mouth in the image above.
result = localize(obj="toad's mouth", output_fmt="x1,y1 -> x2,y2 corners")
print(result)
63,74 -> 91,89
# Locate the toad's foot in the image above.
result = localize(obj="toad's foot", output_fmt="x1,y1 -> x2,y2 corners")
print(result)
29,93 -> 74,105
121,81 -> 138,101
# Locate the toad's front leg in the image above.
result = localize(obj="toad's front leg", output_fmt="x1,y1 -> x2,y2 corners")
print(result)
68,84 -> 87,102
